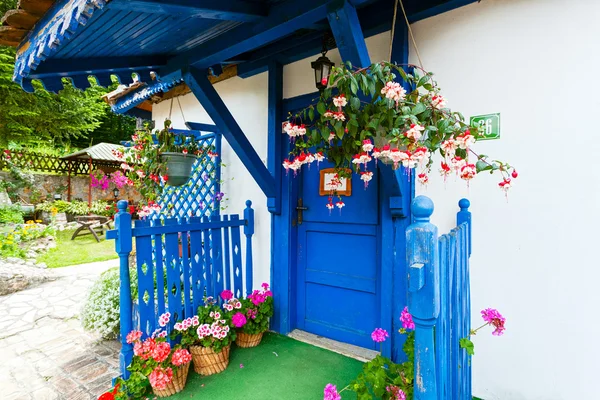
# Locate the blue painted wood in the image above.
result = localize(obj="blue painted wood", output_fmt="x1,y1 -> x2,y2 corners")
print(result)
408,0 -> 478,23
134,219 -> 155,336
201,216 -> 213,297
457,198 -> 472,256
210,215 -> 224,301
111,77 -> 184,114
222,215 -> 232,291
114,200 -> 133,379
230,215 -> 243,299
185,122 -> 219,132
107,0 -> 267,22
163,218 -> 182,321
180,227 -> 193,318
153,221 -> 166,318
327,0 -> 371,68
244,200 -> 255,294
267,62 -> 283,214
183,67 -> 276,199
406,196 -> 439,400
189,216 -> 204,311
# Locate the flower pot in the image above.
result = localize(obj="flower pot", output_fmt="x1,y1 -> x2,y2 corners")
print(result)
160,152 -> 197,186
151,362 -> 190,398
235,332 -> 264,348
189,344 -> 230,375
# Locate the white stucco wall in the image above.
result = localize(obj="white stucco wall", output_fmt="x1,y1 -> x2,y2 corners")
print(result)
411,1 -> 600,399
153,0 -> 600,397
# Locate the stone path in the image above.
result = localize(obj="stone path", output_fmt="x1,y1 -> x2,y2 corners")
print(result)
0,260 -> 121,399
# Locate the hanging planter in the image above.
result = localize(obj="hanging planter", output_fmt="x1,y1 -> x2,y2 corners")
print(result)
159,152 -> 197,186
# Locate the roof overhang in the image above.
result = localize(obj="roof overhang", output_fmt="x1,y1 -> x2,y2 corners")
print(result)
10,0 -> 478,111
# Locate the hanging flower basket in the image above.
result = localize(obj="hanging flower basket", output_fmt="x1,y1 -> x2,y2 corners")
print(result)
151,362 -> 190,398
159,152 -> 197,186
189,344 -> 230,375
235,331 -> 264,348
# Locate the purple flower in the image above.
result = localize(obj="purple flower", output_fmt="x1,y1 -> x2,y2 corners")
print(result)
324,384 -> 341,400
371,328 -> 389,343
481,308 -> 506,336
213,192 -> 225,202
400,306 -> 415,330
232,312 -> 247,328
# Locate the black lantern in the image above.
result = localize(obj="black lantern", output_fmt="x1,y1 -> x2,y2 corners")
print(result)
113,187 -> 120,200
312,36 -> 335,91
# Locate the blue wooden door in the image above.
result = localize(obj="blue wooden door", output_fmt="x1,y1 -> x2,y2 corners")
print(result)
295,160 -> 380,349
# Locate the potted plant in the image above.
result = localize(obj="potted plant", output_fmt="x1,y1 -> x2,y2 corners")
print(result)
223,284 -> 273,348
173,297 -> 236,376
125,313 -> 192,398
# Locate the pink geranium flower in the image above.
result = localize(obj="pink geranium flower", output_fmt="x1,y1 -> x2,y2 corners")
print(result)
371,328 -> 389,343
232,312 -> 247,328
148,366 -> 173,390
400,306 -> 415,330
324,384 -> 341,400
126,330 -> 142,344
171,348 -> 192,366
481,308 -> 506,336
151,341 -> 171,363
221,289 -> 234,301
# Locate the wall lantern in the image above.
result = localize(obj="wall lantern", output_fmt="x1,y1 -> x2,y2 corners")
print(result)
53,193 -> 62,201
312,36 -> 335,91
113,187 -> 120,200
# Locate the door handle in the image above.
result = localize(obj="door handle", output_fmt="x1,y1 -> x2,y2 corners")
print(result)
296,198 -> 308,225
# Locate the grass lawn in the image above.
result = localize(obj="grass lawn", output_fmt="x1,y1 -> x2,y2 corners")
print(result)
170,332 -> 364,400
38,229 -> 118,268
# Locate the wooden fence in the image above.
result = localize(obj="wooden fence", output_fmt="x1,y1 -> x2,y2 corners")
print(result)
406,196 -> 472,400
107,199 -> 255,378
0,150 -> 120,175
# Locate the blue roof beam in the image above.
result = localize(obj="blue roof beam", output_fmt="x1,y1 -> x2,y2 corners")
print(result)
161,0 -> 374,76
327,0 -> 371,68
107,0 -> 268,22
183,66 -> 277,199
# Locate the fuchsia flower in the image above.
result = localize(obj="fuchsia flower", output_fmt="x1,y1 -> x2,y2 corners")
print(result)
371,328 -> 389,343
481,308 -> 506,336
418,173 -> 429,185
220,289 -> 233,301
400,306 -> 415,330
324,384 -> 341,400
148,366 -> 173,390
333,94 -> 347,108
232,312 -> 247,328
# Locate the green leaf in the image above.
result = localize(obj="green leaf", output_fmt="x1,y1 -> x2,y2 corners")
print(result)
350,96 -> 360,111
308,107 -> 314,121
412,103 -> 427,115
317,101 -> 326,115
350,78 -> 359,95
459,338 -> 475,356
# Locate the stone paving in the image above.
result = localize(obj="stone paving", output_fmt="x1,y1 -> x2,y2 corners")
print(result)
0,260 -> 121,399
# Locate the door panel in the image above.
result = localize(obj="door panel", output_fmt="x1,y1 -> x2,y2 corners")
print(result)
295,160 -> 380,349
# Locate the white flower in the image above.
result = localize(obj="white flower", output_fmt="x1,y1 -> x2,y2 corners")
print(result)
455,132 -> 475,150
333,95 -> 348,108
431,94 -> 446,109
332,112 -> 346,122
362,139 -> 373,153
460,164 -> 476,181
441,139 -> 457,157
405,124 -> 425,140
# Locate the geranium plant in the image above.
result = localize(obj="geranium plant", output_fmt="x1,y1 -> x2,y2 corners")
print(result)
283,62 -> 517,210
231,284 -> 274,335
459,307 -> 506,356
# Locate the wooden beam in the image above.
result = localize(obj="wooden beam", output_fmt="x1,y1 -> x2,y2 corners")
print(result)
107,0 -> 268,22
17,0 -> 54,17
161,0 -> 373,76
267,62 -> 283,214
327,0 -> 371,68
1,9 -> 38,30
156,65 -> 239,102
183,67 -> 276,199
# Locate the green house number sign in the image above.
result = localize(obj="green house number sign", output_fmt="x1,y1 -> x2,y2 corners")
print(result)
470,113 -> 500,140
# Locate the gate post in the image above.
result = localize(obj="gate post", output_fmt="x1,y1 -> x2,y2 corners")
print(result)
114,200 -> 133,378
406,196 -> 440,400
457,198 -> 471,256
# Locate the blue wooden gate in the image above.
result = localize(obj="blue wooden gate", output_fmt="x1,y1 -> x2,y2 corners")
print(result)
107,200 -> 255,378
406,196 -> 472,400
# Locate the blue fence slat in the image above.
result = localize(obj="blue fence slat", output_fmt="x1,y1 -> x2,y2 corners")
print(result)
448,230 -> 459,399
436,234 -> 450,398
180,225 -> 193,318
202,216 -> 213,297
134,219 -> 155,337
164,218 -> 183,322
153,221 -> 166,318
222,215 -> 232,291
189,216 -> 204,311
230,215 -> 243,299
211,215 -> 224,301
243,200 -> 254,295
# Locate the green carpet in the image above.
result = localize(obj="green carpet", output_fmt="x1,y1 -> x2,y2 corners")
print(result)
170,332 -> 363,400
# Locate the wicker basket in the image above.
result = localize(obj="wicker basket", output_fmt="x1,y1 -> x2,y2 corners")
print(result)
151,362 -> 190,398
235,332 -> 264,348
190,344 -> 230,375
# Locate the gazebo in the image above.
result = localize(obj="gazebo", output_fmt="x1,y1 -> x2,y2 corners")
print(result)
61,142 -> 124,205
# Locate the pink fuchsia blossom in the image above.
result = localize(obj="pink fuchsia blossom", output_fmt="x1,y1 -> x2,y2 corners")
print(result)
431,94 -> 447,109
481,308 -> 506,336
171,348 -> 192,366
148,366 -> 173,390
371,328 -> 389,343
324,384 -> 342,400
460,164 -> 476,181
221,289 -> 234,301
126,330 -> 142,344
362,139 -> 374,153
381,81 -> 407,104
400,306 -> 415,330
360,171 -> 373,189
405,123 -> 425,141
386,385 -> 407,400
498,178 -> 512,193
333,95 -> 348,108
232,312 -> 247,328
417,173 -> 429,186
455,130 -> 475,150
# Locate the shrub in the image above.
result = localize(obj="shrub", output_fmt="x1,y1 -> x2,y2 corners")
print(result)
36,200 -> 70,213
81,267 -> 138,339
65,200 -> 89,216
0,205 -> 24,224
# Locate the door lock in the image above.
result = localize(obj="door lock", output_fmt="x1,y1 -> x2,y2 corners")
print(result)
296,198 -> 308,225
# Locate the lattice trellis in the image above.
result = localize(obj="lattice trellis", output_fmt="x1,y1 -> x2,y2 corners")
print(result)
153,130 -> 222,219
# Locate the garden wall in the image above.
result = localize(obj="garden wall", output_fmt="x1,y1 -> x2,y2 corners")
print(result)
0,171 -> 141,204
152,1 -> 599,397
